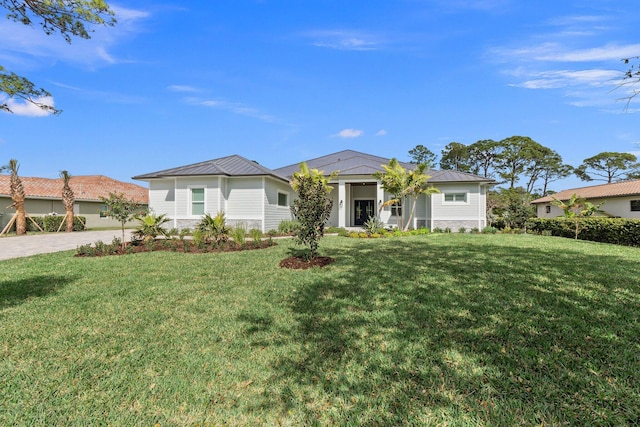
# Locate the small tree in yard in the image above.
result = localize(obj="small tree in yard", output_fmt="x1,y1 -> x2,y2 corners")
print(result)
291,162 -> 336,260
100,193 -> 144,248
551,193 -> 604,240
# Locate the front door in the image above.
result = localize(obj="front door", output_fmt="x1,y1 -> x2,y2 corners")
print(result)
354,200 -> 375,226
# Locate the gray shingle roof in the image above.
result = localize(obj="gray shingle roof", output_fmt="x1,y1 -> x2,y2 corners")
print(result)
132,155 -> 288,181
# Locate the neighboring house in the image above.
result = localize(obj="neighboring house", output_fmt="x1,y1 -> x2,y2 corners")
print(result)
0,175 -> 149,230
531,180 -> 640,219
134,150 -> 494,231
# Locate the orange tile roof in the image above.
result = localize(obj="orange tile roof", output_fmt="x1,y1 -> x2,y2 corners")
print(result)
532,180 -> 640,204
0,175 -> 148,204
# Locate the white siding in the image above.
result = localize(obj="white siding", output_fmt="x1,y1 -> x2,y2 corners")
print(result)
432,184 -> 480,218
536,196 -> 640,219
148,179 -> 174,216
264,178 -> 294,232
225,177 -> 263,221
174,177 -> 221,218
431,183 -> 486,229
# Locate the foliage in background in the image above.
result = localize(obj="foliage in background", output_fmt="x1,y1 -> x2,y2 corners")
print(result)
488,188 -> 536,230
0,0 -> 115,114
25,215 -> 86,232
408,144 -> 437,167
290,162 -> 336,260
527,217 -> 640,246
574,151 -> 640,183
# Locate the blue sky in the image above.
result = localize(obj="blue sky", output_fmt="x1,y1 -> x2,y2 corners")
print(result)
1,0 -> 639,192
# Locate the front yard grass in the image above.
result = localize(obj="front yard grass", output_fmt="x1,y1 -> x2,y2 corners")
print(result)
1,234 -> 639,425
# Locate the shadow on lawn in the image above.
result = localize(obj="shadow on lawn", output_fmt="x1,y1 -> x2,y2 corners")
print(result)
0,275 -> 76,312
255,238 -> 640,424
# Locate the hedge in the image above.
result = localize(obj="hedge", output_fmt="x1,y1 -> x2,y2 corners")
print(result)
24,215 -> 87,232
526,217 -> 640,247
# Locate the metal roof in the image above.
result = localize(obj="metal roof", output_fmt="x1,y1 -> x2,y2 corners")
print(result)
133,150 -> 494,184
274,149 -> 493,183
132,155 -> 288,182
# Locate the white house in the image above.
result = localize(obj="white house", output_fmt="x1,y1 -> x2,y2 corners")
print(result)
133,150 -> 494,232
531,179 -> 640,219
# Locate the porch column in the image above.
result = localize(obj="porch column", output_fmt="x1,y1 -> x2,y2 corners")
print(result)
376,182 -> 384,218
338,180 -> 346,228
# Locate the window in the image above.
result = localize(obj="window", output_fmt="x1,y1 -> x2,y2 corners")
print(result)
99,204 -> 108,219
191,188 -> 205,215
391,202 -> 402,217
545,205 -> 551,214
631,200 -> 640,212
277,191 -> 288,207
444,193 -> 467,202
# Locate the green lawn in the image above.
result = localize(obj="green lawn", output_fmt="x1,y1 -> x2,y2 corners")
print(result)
1,234 -> 639,425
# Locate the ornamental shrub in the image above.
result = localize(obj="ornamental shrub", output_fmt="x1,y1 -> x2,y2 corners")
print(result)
26,215 -> 86,232
526,217 -> 640,247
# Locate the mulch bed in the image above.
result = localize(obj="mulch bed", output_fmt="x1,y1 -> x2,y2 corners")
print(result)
76,239 -> 276,257
279,256 -> 335,270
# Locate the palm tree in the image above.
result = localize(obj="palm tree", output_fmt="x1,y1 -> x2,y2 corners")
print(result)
60,170 -> 75,232
374,159 -> 439,231
9,159 -> 26,235
374,158 -> 409,230
404,163 -> 439,230
551,193 -> 604,239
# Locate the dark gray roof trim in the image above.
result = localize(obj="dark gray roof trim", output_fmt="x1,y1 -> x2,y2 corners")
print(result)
428,169 -> 494,183
133,155 -> 288,182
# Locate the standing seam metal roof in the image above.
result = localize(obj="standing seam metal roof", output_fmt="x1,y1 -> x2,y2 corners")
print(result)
132,155 -> 288,181
133,150 -> 494,184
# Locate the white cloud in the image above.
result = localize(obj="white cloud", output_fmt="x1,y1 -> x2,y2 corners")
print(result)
537,43 -> 640,63
511,69 -> 622,89
488,7 -> 640,110
0,5 -> 149,68
168,85 -> 200,93
304,30 -> 380,51
1,96 -> 56,117
376,129 -> 387,136
186,97 -> 276,123
334,128 -> 364,138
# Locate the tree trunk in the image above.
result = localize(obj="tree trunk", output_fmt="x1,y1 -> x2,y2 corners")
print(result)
65,208 -> 74,232
15,202 -> 27,235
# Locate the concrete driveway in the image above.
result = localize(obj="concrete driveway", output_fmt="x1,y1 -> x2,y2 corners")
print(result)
0,230 -> 132,261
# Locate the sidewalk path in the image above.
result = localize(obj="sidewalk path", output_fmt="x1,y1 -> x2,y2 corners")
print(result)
0,230 -> 132,261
